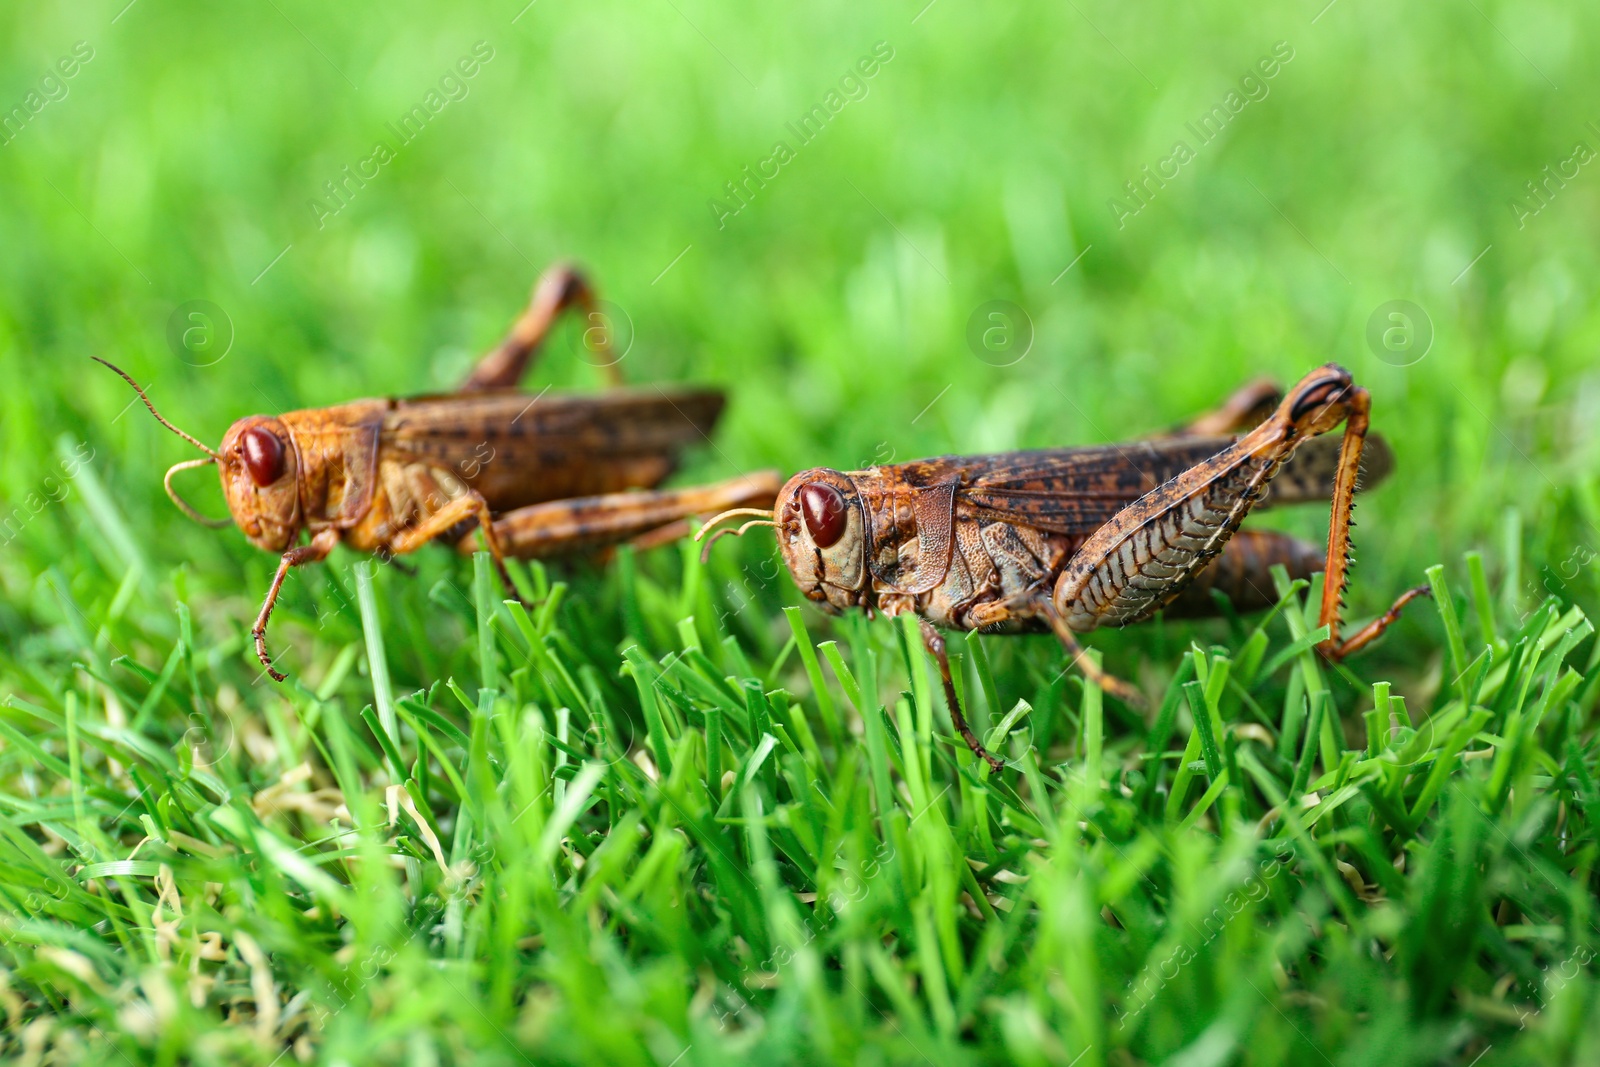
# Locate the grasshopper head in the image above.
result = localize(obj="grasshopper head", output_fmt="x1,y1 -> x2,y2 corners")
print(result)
217,416 -> 302,552
774,468 -> 868,613
91,358 -> 305,549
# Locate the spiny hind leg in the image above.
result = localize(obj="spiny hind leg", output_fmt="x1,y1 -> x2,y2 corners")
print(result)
1310,395 -> 1431,658
1052,365 -> 1425,669
1322,585 -> 1431,658
1161,530 -> 1325,618
1052,374 -> 1340,638
458,263 -> 622,392
1049,366 -> 1373,698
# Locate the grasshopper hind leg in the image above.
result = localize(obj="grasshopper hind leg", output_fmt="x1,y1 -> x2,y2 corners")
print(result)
458,263 -> 622,392
1307,386 -> 1432,659
1037,532 -> 1322,708
1164,378 -> 1284,438
1047,365 -> 1428,699
1323,585 -> 1432,658
1161,529 -> 1325,617
479,472 -> 780,560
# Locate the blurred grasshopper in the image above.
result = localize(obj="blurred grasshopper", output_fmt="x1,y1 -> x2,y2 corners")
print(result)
700,364 -> 1427,772
101,264 -> 779,680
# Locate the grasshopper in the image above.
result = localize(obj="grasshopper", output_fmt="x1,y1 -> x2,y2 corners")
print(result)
101,263 -> 779,680
700,363 -> 1428,772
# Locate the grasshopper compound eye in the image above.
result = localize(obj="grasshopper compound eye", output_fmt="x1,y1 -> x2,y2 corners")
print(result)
800,482 -> 848,548
241,426 -> 288,487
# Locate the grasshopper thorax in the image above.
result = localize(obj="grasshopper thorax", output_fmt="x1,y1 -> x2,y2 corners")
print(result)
775,468 -> 868,613
217,416 -> 302,551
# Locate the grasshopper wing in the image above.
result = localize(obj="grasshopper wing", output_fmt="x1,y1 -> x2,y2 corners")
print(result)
955,434 -> 1393,535
381,386 -> 726,511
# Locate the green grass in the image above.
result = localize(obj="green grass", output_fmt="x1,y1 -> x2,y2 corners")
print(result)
4,0 -> 1600,1062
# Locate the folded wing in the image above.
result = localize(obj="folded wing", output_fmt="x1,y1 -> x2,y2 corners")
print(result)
956,433 -> 1392,536
381,387 -> 726,512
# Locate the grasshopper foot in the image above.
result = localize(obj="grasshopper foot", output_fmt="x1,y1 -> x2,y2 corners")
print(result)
963,731 -> 1006,775
492,555 -> 528,607
253,628 -> 287,683
1318,582 -> 1432,661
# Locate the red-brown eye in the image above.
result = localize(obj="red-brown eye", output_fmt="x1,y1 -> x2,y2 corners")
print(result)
800,482 -> 848,548
241,427 -> 287,487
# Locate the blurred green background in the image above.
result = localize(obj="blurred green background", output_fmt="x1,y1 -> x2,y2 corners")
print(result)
3,0 -> 1600,1060
2,0 -> 1597,646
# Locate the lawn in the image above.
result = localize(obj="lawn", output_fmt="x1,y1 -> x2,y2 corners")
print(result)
3,1 -> 1600,1063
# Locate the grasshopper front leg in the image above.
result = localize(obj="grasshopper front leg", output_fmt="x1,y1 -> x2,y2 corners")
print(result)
916,618 -> 1005,773
1047,364 -> 1427,695
254,528 -> 341,681
458,263 -> 622,392
256,492 -> 526,680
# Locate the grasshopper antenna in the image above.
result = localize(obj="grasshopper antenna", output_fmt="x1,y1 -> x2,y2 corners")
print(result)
164,458 -> 232,528
94,358 -> 232,527
695,507 -> 776,562
93,357 -> 222,459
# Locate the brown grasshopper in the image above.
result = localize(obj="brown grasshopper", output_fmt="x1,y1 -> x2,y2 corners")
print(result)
700,363 -> 1429,772
101,263 -> 779,680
